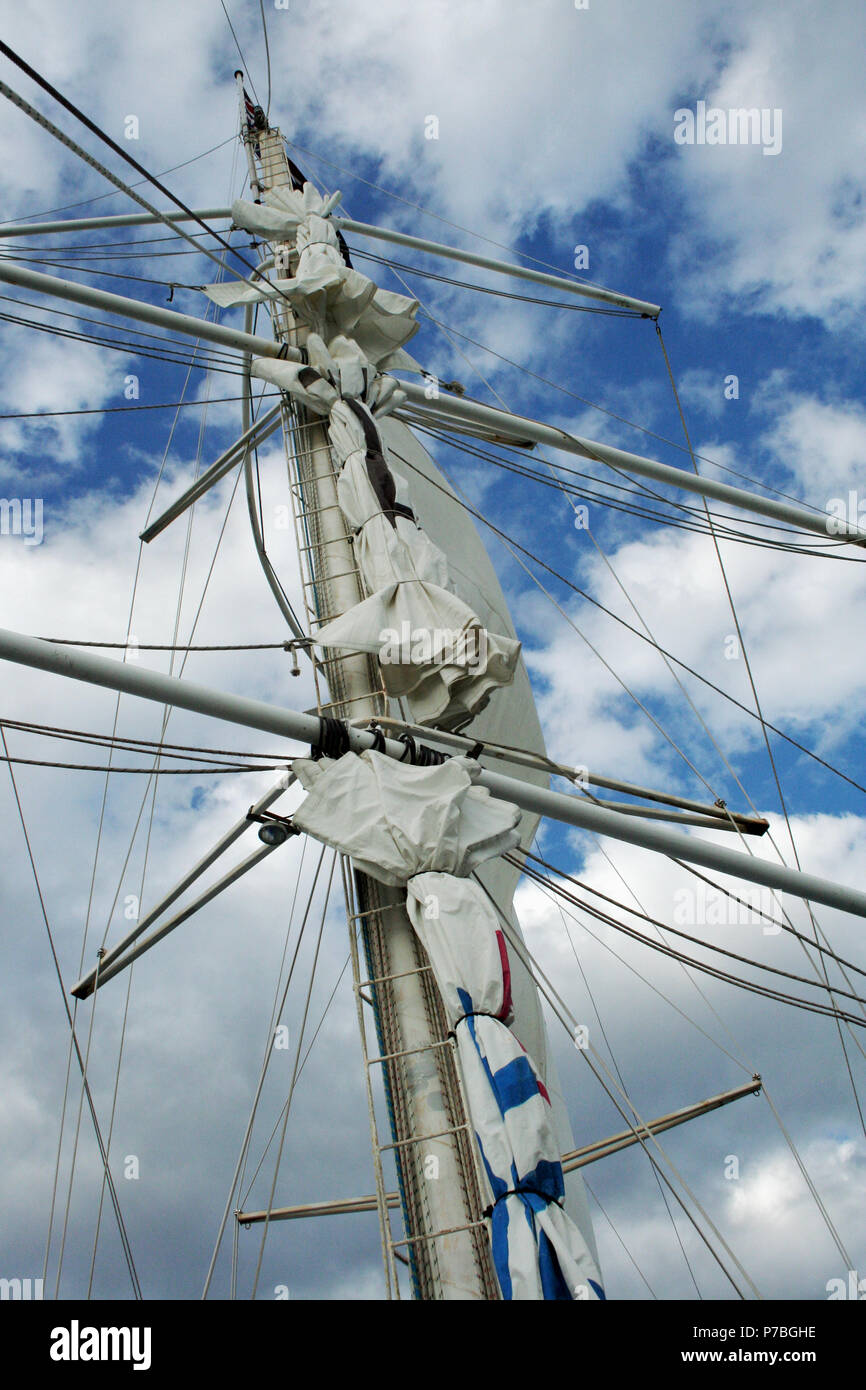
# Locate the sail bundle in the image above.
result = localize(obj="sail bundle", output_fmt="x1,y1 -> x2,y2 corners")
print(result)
291,749 -> 605,1301
208,183 -> 417,365
199,182 -> 520,730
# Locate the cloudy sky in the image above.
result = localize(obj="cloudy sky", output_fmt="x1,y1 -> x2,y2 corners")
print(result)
1,0 -> 865,1305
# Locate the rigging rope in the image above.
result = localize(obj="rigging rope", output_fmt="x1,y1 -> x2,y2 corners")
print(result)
34,315 -> 221,1299
250,853 -> 336,1299
391,442 -> 866,797
0,72 -> 258,292
283,135 -> 629,291
536,832 -> 705,1296
406,312 -> 841,522
352,247 -> 641,317
412,415 -> 854,556
0,717 -> 298,764
0,298 -> 248,377
655,321 -> 866,1140
372,241 -> 862,1279
0,393 -> 281,420
0,47 -> 295,304
220,0 -> 261,107
584,1179 -> 659,1298
259,0 -> 272,120
3,134 -> 236,224
510,854 -> 866,1021
0,725 -> 143,1298
202,840 -> 330,1299
518,841 -> 860,1275
473,873 -> 762,1299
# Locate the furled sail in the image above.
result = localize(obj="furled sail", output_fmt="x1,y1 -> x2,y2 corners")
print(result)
213,183 -> 414,359
292,752 -> 522,882
200,182 -> 520,729
292,751 -> 605,1301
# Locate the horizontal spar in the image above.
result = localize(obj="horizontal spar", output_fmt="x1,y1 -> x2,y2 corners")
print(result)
0,207 -> 233,238
235,1078 -> 762,1223
401,384 -> 866,545
331,216 -> 661,317
0,260 -> 300,362
2,627 -> 866,919
0,205 -> 661,316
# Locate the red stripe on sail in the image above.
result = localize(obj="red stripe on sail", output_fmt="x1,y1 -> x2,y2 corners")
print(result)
495,929 -> 512,1021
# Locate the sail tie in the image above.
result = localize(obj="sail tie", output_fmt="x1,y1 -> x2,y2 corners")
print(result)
397,733 -> 448,766
447,1008 -> 505,1040
483,1188 -> 566,1220
311,716 -> 351,761
342,397 -> 416,530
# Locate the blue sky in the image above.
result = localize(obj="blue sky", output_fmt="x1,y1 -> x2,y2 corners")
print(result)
1,0 -> 865,1303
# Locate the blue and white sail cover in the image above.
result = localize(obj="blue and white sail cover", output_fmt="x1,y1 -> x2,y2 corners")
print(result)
292,752 -> 605,1301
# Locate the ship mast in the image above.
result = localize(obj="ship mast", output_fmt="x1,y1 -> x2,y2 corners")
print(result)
241,91 -> 497,1298
4,56 -> 864,1303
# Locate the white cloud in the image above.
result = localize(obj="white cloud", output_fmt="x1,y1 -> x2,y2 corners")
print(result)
669,2 -> 866,325
757,378 -> 866,496
520,497 -> 866,785
676,368 -> 730,421
0,323 -> 133,478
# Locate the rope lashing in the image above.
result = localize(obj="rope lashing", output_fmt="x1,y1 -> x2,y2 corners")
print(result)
365,722 -> 387,753
482,1188 -> 566,1220
397,733 -> 449,766
342,398 -> 416,530
447,1008 -> 502,1041
310,719 -> 450,764
312,715 -> 351,761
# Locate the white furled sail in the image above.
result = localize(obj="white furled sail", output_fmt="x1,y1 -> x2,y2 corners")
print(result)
291,752 -> 605,1300
292,752 -> 522,882
211,184 -> 410,356
219,219 -> 524,728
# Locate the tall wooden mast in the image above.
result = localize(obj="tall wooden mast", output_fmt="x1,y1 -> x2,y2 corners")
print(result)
243,103 -> 497,1298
